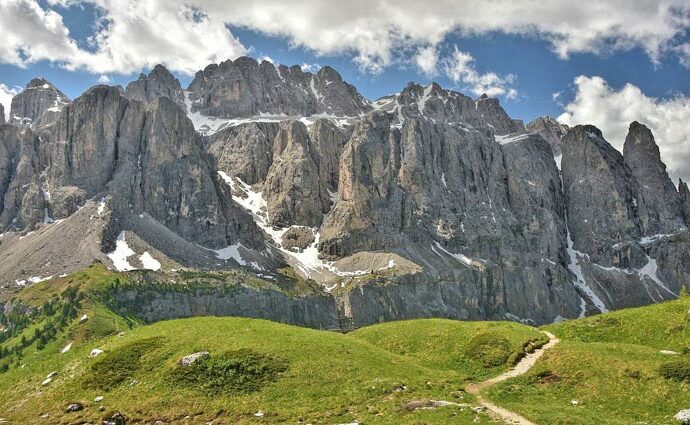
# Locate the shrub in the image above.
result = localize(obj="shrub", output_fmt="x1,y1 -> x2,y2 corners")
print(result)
85,337 -> 165,390
659,360 -> 690,382
465,333 -> 512,367
170,349 -> 288,395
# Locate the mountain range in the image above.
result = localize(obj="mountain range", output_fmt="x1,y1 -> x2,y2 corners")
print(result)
1,56 -> 688,327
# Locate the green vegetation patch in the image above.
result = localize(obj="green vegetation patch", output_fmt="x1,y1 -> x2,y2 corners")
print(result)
465,332 -> 512,367
170,349 -> 288,395
85,337 -> 166,390
659,358 -> 690,382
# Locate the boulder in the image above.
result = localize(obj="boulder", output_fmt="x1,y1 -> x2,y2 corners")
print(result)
65,402 -> 83,413
676,409 -> 690,424
281,227 -> 315,252
178,351 -> 210,366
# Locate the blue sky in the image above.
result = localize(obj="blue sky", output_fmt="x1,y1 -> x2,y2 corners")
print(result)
2,0 -> 690,178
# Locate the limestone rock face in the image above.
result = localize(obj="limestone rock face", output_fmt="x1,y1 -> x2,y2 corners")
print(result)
679,179 -> 690,224
2,85 -> 265,253
263,120 -> 330,227
308,119 -> 349,192
623,121 -> 684,234
386,83 -> 524,134
207,122 -> 279,185
561,125 -> 641,261
319,112 -> 406,257
125,64 -> 185,109
0,104 -> 5,125
187,56 -> 371,118
0,125 -> 44,230
9,78 -> 69,128
526,116 -> 568,156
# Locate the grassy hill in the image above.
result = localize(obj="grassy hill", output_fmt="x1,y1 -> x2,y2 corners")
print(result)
1,265 -> 689,424
0,266 -> 545,424
485,297 -> 690,424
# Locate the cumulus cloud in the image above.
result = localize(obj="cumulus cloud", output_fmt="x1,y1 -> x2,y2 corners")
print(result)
0,84 -> 21,121
300,63 -> 320,73
96,74 -> 111,84
442,46 -> 517,98
415,46 -> 439,76
1,0 -> 689,76
558,75 -> 690,182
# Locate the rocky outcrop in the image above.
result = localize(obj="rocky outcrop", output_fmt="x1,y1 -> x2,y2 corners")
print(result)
526,116 -> 568,156
0,125 -> 44,230
319,112 -> 406,257
187,57 -> 371,118
561,125 -> 641,262
207,122 -> 279,185
679,179 -> 690,224
623,121 -> 684,234
0,104 -> 5,125
263,120 -> 330,227
9,78 -> 69,128
386,83 -> 524,134
125,64 -> 185,109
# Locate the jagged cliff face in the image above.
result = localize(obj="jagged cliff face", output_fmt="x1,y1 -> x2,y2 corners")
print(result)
526,116 -> 568,156
187,57 -> 371,119
1,57 -> 688,326
10,78 -> 69,128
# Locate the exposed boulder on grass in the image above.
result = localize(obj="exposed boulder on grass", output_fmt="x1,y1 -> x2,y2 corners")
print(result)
676,409 -> 690,424
178,351 -> 210,366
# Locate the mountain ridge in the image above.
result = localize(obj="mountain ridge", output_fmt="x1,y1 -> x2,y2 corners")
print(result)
0,56 -> 688,326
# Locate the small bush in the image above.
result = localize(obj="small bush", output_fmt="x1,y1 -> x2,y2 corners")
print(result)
465,333 -> 512,367
170,349 -> 288,395
85,337 -> 165,390
659,360 -> 690,382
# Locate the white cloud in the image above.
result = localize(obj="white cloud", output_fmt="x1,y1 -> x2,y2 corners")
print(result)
97,74 -> 111,84
0,84 -> 21,121
558,75 -> 690,182
300,63 -> 320,73
415,46 -> 439,76
442,46 -> 517,98
2,0 -> 689,76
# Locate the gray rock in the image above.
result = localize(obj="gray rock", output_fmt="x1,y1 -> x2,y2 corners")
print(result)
561,125 -> 641,262
388,82 -> 524,134
207,122 -> 279,185
178,351 -> 209,366
263,120 -> 330,227
676,409 -> 690,424
526,116 -> 568,156
125,64 -> 185,109
281,226 -> 315,252
187,57 -> 370,118
679,179 -> 690,224
0,104 -> 4,125
9,78 -> 69,128
65,402 -> 83,413
623,121 -> 685,234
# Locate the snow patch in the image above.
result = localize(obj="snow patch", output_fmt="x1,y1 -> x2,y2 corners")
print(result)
139,252 -> 161,271
494,133 -> 530,145
218,172 -> 367,281
97,197 -> 106,216
566,228 -> 608,313
107,232 -> 136,271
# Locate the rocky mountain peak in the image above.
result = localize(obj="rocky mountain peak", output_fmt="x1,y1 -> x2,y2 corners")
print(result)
526,116 -> 569,156
186,56 -> 370,120
623,121 -> 684,233
125,64 -> 184,109
0,103 -> 4,125
10,78 -> 70,128
561,124 -> 641,259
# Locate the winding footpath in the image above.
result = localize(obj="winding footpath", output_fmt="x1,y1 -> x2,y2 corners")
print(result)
466,331 -> 560,425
